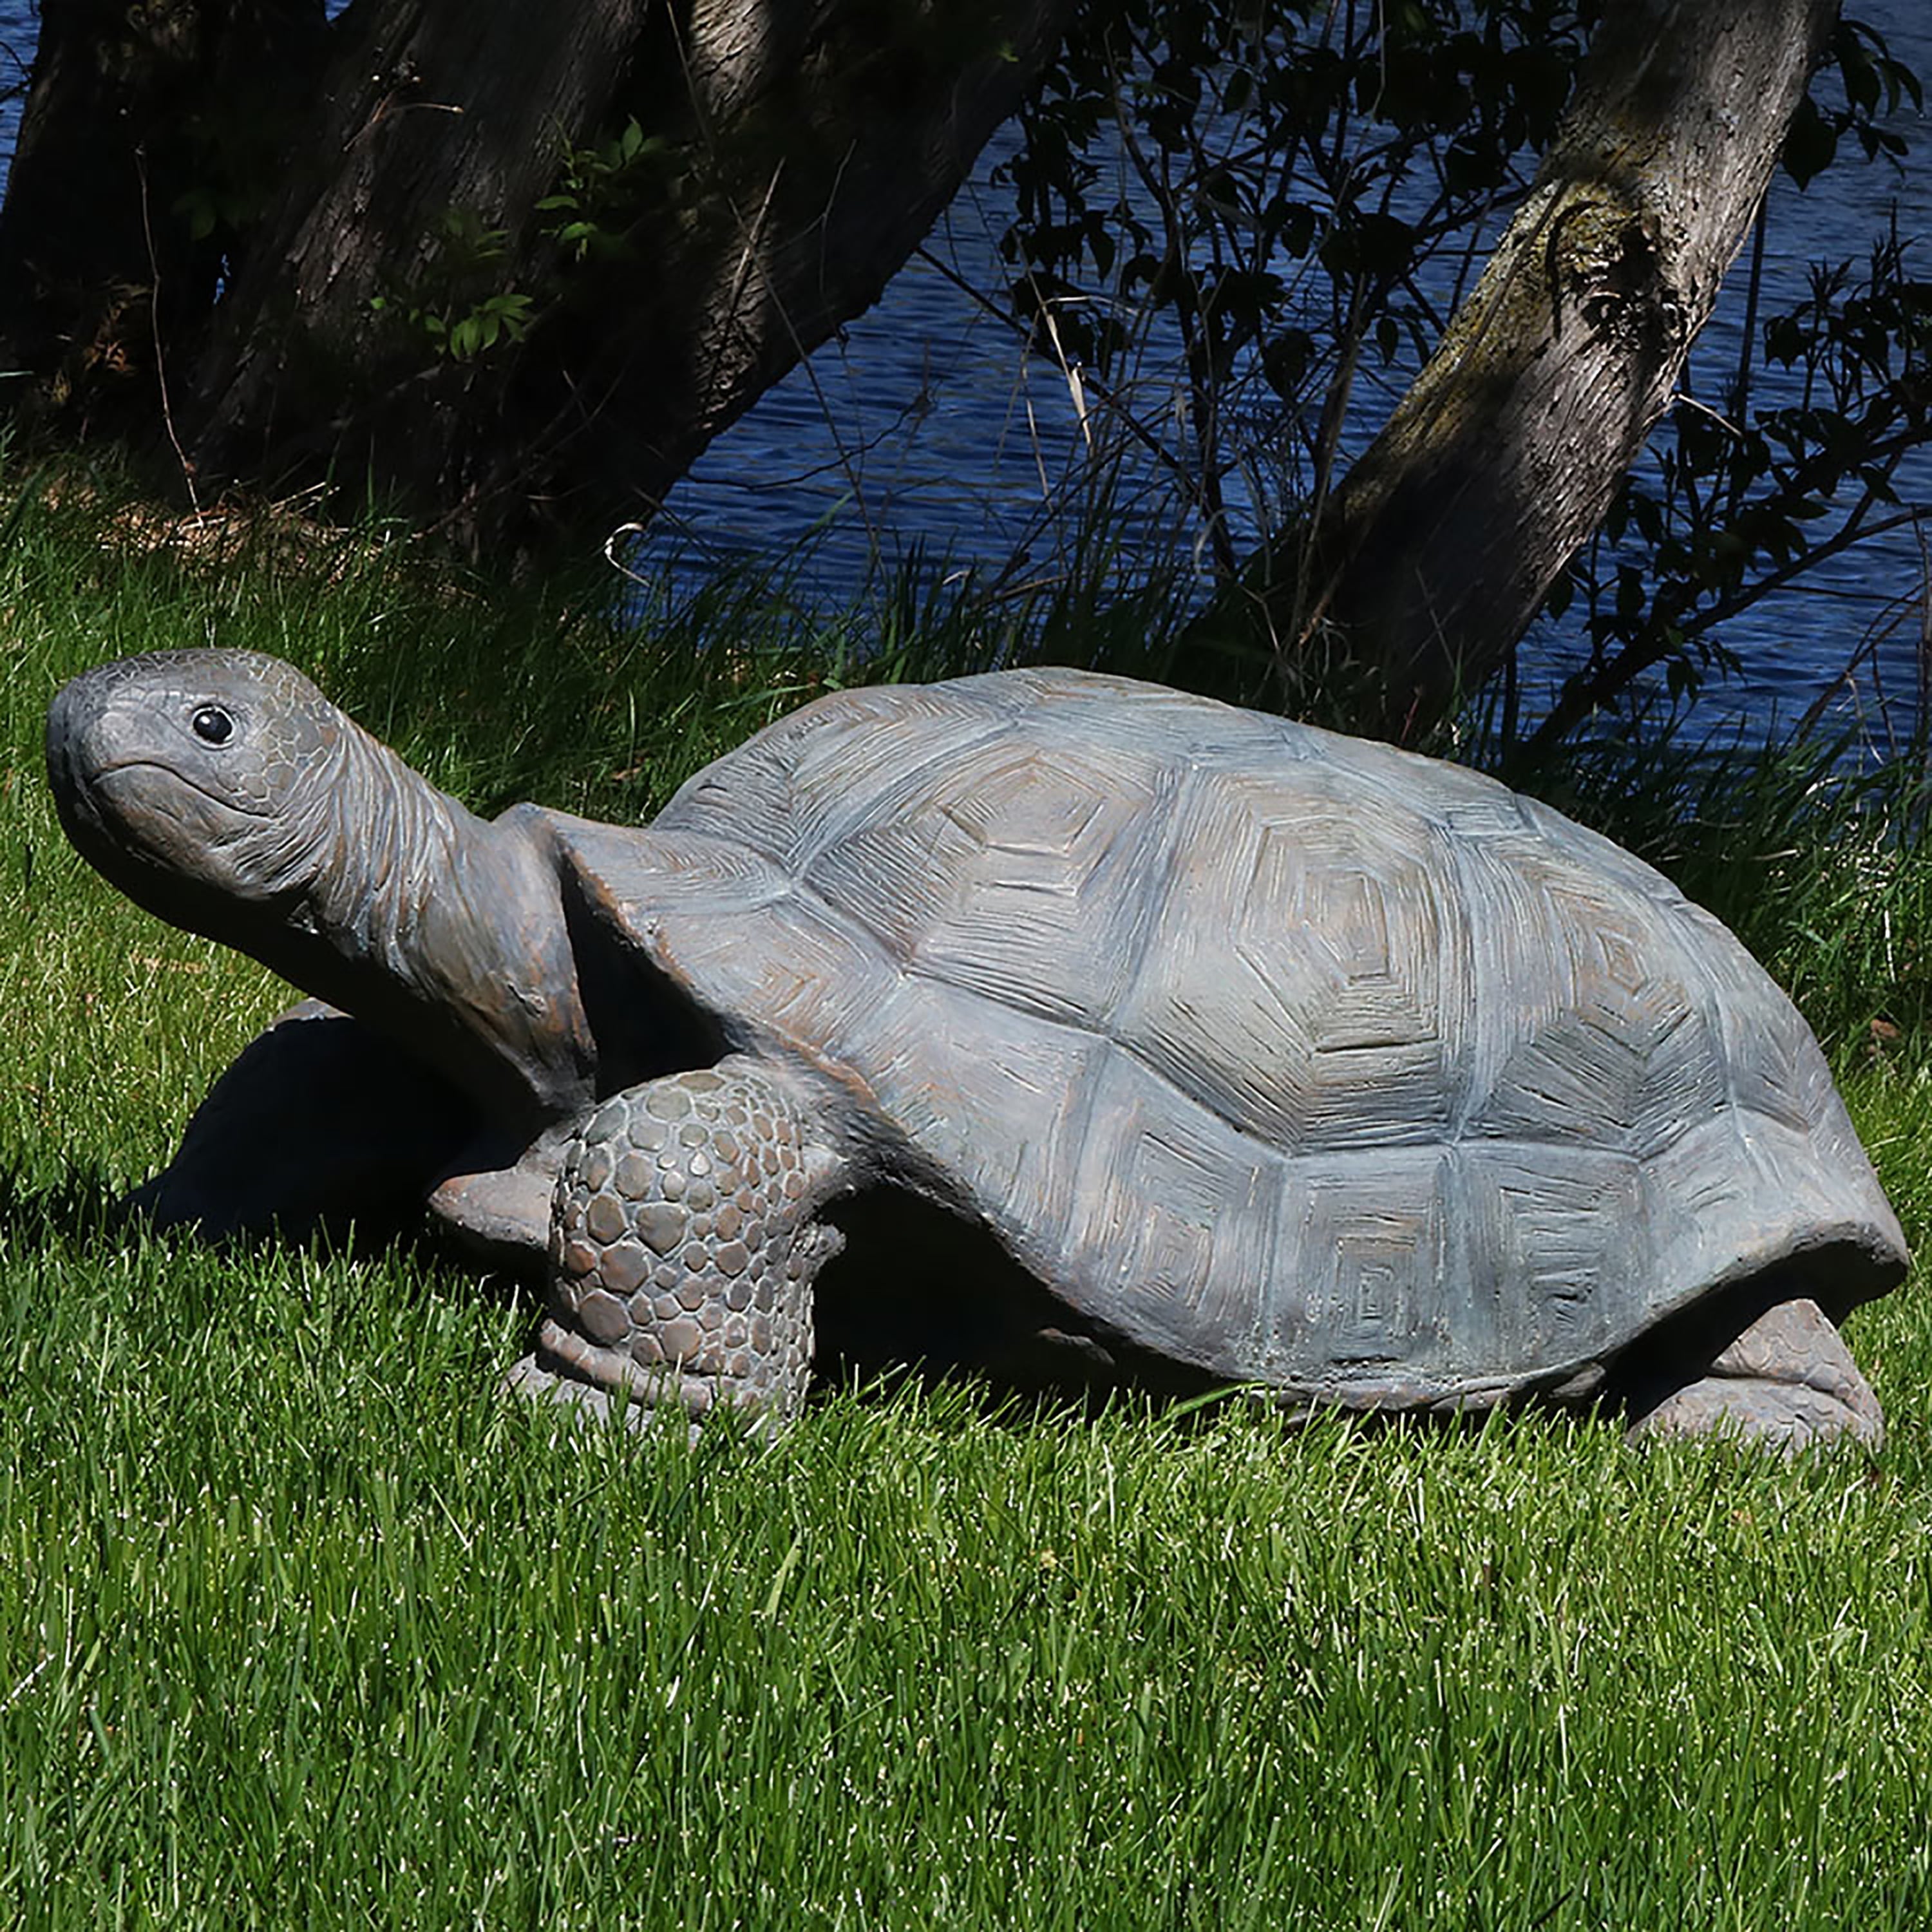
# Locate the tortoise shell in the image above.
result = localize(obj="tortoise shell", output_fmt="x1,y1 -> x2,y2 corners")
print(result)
553,668 -> 1906,1409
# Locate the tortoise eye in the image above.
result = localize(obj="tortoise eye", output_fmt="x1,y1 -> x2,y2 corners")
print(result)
191,705 -> 235,745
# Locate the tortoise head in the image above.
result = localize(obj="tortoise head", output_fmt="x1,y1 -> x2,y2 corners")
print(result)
48,649 -> 359,929
49,649 -> 600,1130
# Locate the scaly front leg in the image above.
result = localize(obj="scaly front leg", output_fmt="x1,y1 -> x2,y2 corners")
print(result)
510,1056 -> 849,1430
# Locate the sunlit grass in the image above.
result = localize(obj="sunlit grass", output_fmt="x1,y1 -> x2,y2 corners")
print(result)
2,469 -> 1931,1927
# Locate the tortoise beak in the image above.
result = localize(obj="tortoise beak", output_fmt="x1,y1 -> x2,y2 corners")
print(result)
44,667 -> 119,860
44,661 -> 229,887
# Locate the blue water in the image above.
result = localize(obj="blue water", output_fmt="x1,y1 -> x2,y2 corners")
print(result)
0,6 -> 24,219
2,1 -> 1926,740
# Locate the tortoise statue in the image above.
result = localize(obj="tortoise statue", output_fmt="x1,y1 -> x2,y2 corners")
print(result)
46,649 -> 1908,1448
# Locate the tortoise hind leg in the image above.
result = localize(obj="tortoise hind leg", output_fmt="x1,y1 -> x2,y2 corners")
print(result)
509,1057 -> 848,1432
1624,1297 -> 1884,1453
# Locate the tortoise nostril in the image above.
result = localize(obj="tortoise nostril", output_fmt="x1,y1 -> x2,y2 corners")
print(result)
192,705 -> 235,745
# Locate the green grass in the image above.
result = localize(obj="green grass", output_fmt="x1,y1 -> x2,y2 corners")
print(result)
3,470 -> 1932,1927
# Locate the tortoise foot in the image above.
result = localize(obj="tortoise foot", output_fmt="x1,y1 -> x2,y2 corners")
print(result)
506,1347 -> 627,1429
505,1347 -> 708,1442
1625,1298 -> 1884,1454
528,1057 -> 846,1431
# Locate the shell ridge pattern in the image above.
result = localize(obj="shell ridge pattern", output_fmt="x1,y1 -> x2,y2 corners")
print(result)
1654,893 -> 1758,1324
916,715 -> 1208,1338
1428,802 -> 1606,1379
1437,806 -> 1694,1365
1434,792 -> 1538,1150
891,727 -> 1190,1014
1106,757 -> 1226,1049
656,688 -> 1015,878
1102,755 -> 1282,1376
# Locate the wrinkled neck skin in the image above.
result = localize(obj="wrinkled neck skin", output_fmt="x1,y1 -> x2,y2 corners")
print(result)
263,723 -> 596,1135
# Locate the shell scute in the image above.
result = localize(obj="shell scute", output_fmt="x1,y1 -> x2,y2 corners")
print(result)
802,735 -> 1173,1029
1455,1142 -> 1642,1366
1457,831 -> 1730,1157
1117,765 -> 1463,1155
1285,1147 -> 1454,1378
662,682 -> 999,872
1057,1046 -> 1288,1374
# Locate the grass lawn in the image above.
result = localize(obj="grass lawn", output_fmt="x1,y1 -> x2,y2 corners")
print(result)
3,478 -> 1931,1927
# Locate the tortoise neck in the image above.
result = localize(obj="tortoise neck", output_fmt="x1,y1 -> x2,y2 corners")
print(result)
284,723 -> 598,1128
305,722 -> 468,972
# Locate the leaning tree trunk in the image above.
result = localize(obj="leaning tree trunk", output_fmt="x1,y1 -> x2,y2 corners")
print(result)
1200,0 -> 1839,743
0,0 -> 1077,554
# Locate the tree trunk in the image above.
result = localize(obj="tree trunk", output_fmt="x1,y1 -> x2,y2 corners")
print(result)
1,0 -> 1078,555
1202,0 -> 1838,743
0,0 -> 325,442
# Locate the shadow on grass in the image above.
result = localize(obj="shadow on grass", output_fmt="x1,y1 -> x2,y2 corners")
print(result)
0,1158 -> 134,1251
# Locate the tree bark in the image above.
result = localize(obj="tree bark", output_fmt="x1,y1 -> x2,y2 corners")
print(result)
0,0 -> 325,440
0,0 -> 1077,554
1205,0 -> 1838,743
206,0 -> 1077,552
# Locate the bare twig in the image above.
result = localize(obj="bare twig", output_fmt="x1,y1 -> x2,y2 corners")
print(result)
135,144 -> 202,515
345,99 -> 465,154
